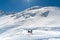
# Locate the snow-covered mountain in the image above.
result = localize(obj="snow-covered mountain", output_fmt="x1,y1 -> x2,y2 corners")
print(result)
0,6 -> 60,40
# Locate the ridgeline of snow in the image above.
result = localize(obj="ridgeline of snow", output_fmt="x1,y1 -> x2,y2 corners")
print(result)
0,6 -> 60,40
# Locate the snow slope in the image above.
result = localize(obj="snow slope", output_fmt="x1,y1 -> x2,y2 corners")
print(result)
0,6 -> 60,40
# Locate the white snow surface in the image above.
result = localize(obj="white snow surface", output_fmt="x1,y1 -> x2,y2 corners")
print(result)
0,6 -> 60,40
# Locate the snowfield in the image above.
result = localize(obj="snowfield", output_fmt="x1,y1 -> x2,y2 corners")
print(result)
0,6 -> 60,40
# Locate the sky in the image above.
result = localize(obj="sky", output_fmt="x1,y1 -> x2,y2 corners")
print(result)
0,0 -> 60,12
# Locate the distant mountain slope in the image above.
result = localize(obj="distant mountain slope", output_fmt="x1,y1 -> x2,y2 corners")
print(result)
0,6 -> 60,40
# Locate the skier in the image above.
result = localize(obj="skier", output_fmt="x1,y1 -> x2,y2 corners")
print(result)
28,30 -> 32,34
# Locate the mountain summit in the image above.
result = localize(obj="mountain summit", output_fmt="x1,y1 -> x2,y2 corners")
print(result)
0,6 -> 60,29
